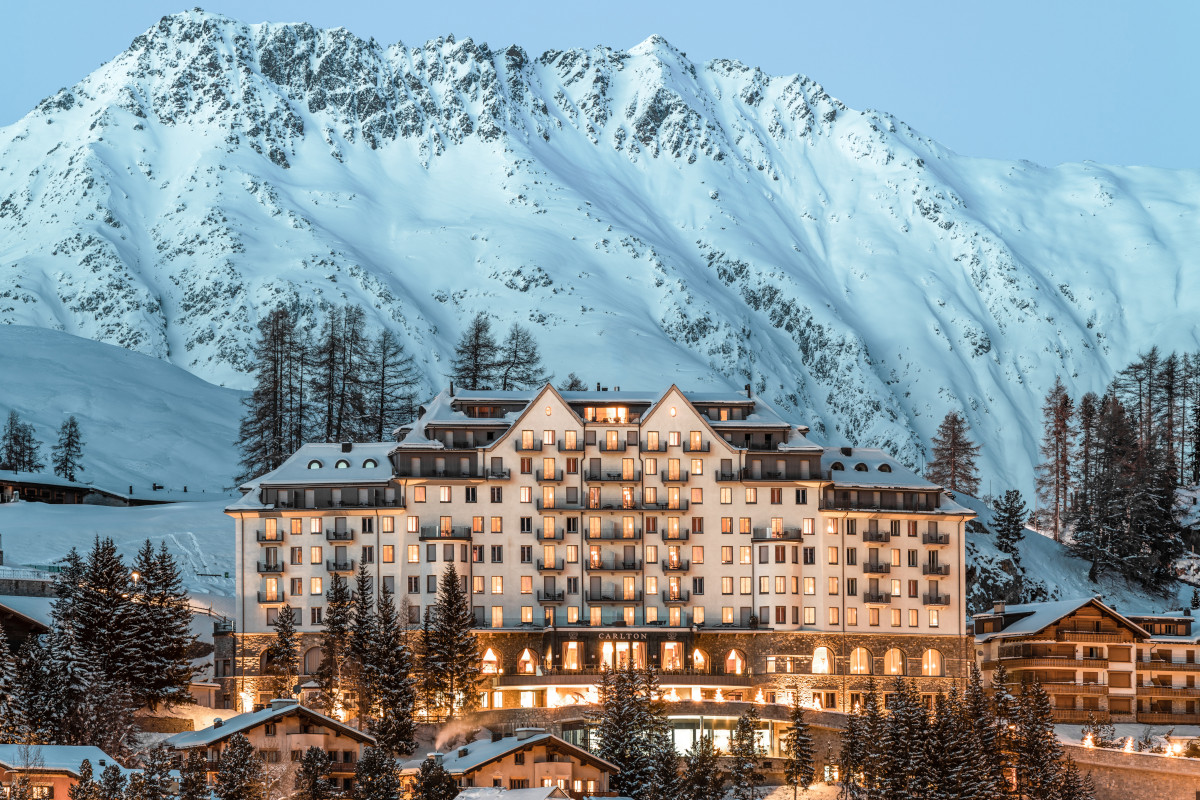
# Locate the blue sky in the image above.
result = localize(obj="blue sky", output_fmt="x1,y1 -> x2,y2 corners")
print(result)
3,0 -> 1197,168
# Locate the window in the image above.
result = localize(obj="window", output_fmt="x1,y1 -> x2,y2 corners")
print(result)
740,577 -> 752,595
520,545 -> 532,563
692,545 -> 704,564
869,607 -> 880,627
740,517 -> 751,534
521,576 -> 533,594
828,546 -> 839,564
726,649 -> 747,675
847,577 -> 858,596
759,576 -> 769,594
310,546 -> 322,564
722,577 -> 733,595
828,577 -> 839,595
795,488 -> 807,504
310,577 -> 323,595
891,608 -> 902,627
414,486 -> 426,503
803,607 -> 816,625
850,648 -> 871,674
909,608 -> 919,627
361,545 -> 374,564
438,486 -> 451,503
722,607 -> 734,624
335,459 -> 349,469
828,607 -> 840,625
720,488 -> 732,504
803,577 -> 815,595
307,460 -> 322,469
520,487 -> 532,503
381,517 -> 394,533
846,547 -> 857,566
770,488 -> 782,504
407,545 -> 419,563
922,649 -> 944,676
491,577 -> 503,594
691,458 -> 704,475
690,488 -> 703,503
740,546 -> 752,565
929,609 -> 940,628
802,518 -> 814,535
802,547 -> 815,565
812,646 -> 833,674
407,517 -> 419,533
290,547 -> 302,565
311,607 -> 323,625
908,549 -> 918,567
745,488 -> 757,504
290,578 -> 302,596
427,575 -> 437,593
520,458 -> 532,474
490,516 -> 503,533
721,546 -> 733,564
491,545 -> 503,563
471,576 -> 483,594
847,607 -> 857,626
693,577 -> 705,595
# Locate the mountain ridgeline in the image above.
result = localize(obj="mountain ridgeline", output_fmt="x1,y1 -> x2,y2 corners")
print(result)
2,9 -> 1199,491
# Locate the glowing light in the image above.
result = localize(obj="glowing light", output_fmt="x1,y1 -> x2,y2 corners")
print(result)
1171,742 -> 1182,756
714,688 -> 724,702
1124,738 -> 1134,753
754,689 -> 765,704
239,691 -> 254,712
1082,733 -> 1095,749
332,701 -> 347,722
585,686 -> 600,705
664,688 -> 681,702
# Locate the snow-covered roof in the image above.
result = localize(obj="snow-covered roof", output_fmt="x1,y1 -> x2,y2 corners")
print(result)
0,745 -> 132,777
401,732 -> 616,776
228,443 -> 396,510
0,469 -> 94,491
0,595 -> 54,630
165,701 -> 374,749
974,596 -> 1152,642
823,448 -> 940,490
456,788 -> 570,800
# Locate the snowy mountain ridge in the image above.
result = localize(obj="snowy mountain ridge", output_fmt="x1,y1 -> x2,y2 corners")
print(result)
2,9 -> 1199,493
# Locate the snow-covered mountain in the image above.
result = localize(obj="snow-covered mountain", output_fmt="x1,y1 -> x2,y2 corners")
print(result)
2,9 -> 1199,493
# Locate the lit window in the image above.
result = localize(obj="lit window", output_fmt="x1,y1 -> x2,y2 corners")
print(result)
521,576 -> 532,594
335,460 -> 349,469
307,460 -> 322,469
362,459 -> 377,468
812,647 -> 833,674
491,577 -> 503,594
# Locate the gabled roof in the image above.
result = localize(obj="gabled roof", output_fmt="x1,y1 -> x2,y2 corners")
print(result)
974,596 -> 1152,642
0,745 -> 132,778
401,732 -> 616,776
165,701 -> 375,749
456,788 -> 570,800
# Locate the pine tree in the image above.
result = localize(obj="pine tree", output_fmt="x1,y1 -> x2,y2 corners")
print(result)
0,622 -> 23,742
495,323 -> 548,390
1058,753 -> 1095,800
1,410 -> 44,473
558,372 -> 588,392
681,734 -> 724,800
68,761 -> 98,800
411,757 -> 458,800
316,573 -> 353,715
96,764 -> 126,800
837,701 -> 867,800
140,744 -> 175,800
728,705 -> 765,800
179,750 -> 210,800
992,489 -> 1028,562
294,746 -> 333,800
963,664 -> 1005,796
265,604 -> 300,698
450,312 -> 498,390
215,734 -> 264,800
1036,376 -> 1075,542
365,328 -> 418,441
1081,711 -> 1116,748
13,636 -> 55,744
1015,680 -> 1062,800
74,537 -> 138,694
51,416 -> 85,482
349,563 -> 379,725
130,541 -> 199,710
878,677 -> 930,800
925,411 -> 981,495
369,588 -> 417,756
782,699 -> 815,800
9,776 -> 33,800
427,564 -> 481,718
353,747 -> 400,800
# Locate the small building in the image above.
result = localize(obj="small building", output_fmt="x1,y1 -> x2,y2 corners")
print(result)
165,698 -> 374,794
0,745 -> 134,799
402,728 -> 616,800
457,788 -> 571,800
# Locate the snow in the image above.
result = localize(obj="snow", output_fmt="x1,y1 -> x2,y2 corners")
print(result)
0,745 -> 135,776
165,701 -> 372,749
822,447 -> 940,490
973,597 -> 1151,642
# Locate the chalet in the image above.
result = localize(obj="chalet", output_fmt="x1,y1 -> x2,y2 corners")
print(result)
0,745 -> 134,799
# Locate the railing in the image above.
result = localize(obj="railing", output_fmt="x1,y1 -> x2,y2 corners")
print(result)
751,528 -> 802,540
684,441 -> 710,453
643,500 -> 689,511
585,528 -> 642,541
256,531 -> 285,543
661,530 -> 691,541
863,562 -> 891,574
586,591 -> 643,603
743,470 -> 788,481
1138,684 -> 1200,698
516,440 -> 543,452
662,589 -> 691,603
922,564 -> 951,576
661,559 -> 690,572
585,559 -> 643,572
660,472 -> 689,483
1055,631 -> 1133,643
923,593 -> 951,606
585,470 -> 641,482
714,470 -> 739,482
1040,682 -> 1110,695
485,469 -> 512,480
863,592 -> 891,604
599,441 -> 627,452
492,666 -> 756,686
326,529 -> 354,542
536,469 -> 564,482
326,559 -> 355,573
536,559 -> 564,572
557,441 -> 585,453
536,528 -> 563,542
641,441 -> 668,452
862,530 -> 891,543
537,499 -> 584,511
257,591 -> 284,603
1052,709 -> 1110,724
256,562 -> 284,574
1138,659 -> 1200,671
537,590 -> 565,603
983,657 -> 1110,669
922,533 -> 951,546
418,526 -> 473,540
1137,711 -> 1200,724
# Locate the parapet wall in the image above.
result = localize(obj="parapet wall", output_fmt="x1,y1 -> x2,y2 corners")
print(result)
1065,743 -> 1200,800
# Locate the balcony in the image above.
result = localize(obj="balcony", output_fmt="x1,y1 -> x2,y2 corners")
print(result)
660,471 -> 689,483
922,564 -> 951,577
557,440 -> 585,453
585,558 -> 643,572
661,530 -> 691,542
1139,659 -> 1200,672
516,440 -> 544,452
257,590 -> 285,604
1138,684 -> 1200,698
256,532 -> 285,544
742,470 -> 789,481
683,441 -> 710,453
661,559 -> 690,572
1137,711 -> 1200,725
536,499 -> 584,511
662,589 -> 691,603
585,470 -> 642,482
1055,630 -> 1134,643
862,530 -> 891,543
1040,682 -> 1110,696
537,590 -> 566,603
485,468 -> 512,480
641,441 -> 667,452
585,528 -> 643,541
1052,709 -> 1111,724
751,528 -> 802,541
536,528 -> 563,542
983,657 -> 1110,670
325,529 -> 354,542
586,591 -> 643,604
418,526 -> 473,541
326,559 -> 355,574
714,470 -> 739,482
863,591 -> 891,605
863,562 -> 891,575
536,469 -> 564,483
922,532 -> 951,546
537,558 -> 565,572
599,441 -> 627,453
923,593 -> 951,606
256,562 -> 284,574
642,500 -> 689,512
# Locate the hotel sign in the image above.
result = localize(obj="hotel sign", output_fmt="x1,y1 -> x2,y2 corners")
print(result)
597,632 -> 648,641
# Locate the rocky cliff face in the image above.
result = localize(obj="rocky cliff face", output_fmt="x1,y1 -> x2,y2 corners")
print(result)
2,9 -> 1198,490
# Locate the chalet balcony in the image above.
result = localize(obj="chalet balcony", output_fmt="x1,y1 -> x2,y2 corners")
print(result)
586,590 -> 643,604
325,529 -> 354,542
585,470 -> 641,482
660,472 -> 689,483
585,528 -> 642,541
516,440 -> 544,452
863,562 -> 891,575
662,589 -> 691,603
982,657 -> 1110,670
641,441 -> 668,452
683,441 -> 710,453
536,499 -> 584,511
922,532 -> 951,546
751,528 -> 801,541
862,530 -> 891,543
418,526 -> 473,541
484,468 -> 512,480
256,562 -> 285,574
1055,630 -> 1134,643
257,590 -> 285,604
536,528 -> 563,542
661,559 -> 690,572
661,530 -> 691,542
599,441 -> 628,453
1138,659 -> 1200,672
922,564 -> 951,577
256,531 -> 285,544
537,558 -> 565,572
326,559 -> 355,574
1040,682 -> 1110,696
537,590 -> 565,604
536,469 -> 564,483
1137,711 -> 1200,725
556,441 -> 585,453
923,593 -> 951,606
1052,709 -> 1110,724
863,591 -> 891,605
585,558 -> 643,572
1138,684 -> 1200,698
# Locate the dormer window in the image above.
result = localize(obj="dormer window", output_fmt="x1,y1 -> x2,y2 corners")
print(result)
307,460 -> 322,470
878,463 -> 893,473
362,459 -> 378,468
854,463 -> 869,472
335,460 -> 350,469
830,462 -> 844,471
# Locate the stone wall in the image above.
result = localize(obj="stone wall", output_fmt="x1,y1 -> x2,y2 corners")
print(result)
1066,744 -> 1200,800
0,578 -> 55,597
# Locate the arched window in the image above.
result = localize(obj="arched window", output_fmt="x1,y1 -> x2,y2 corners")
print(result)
260,651 -> 276,674
518,649 -> 537,675
362,458 -> 378,468
811,646 -> 833,675
850,647 -> 871,674
303,647 -> 322,675
335,459 -> 350,469
878,463 -> 893,473
922,649 -> 943,677
725,649 -> 747,676
830,462 -> 844,471
307,460 -> 322,470
884,649 -> 905,676
854,463 -> 869,472
482,648 -> 500,674
693,648 -> 710,672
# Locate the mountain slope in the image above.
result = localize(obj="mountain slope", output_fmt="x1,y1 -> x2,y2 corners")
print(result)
1,9 -> 1198,492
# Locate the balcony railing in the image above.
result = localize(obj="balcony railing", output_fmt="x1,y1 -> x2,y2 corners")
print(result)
922,564 -> 951,576
585,559 -> 643,572
1052,709 -> 1111,724
485,469 -> 512,480
863,562 -> 891,574
599,441 -> 627,453
1040,682 -> 1110,696
643,500 -> 689,512
1055,630 -> 1133,643
516,440 -> 544,452
862,530 -> 891,543
661,559 -> 690,572
714,470 -> 739,482
326,559 -> 355,573
536,469 -> 564,483
418,526 -> 473,541
983,657 -> 1110,670
257,591 -> 285,604
536,528 -> 563,542
660,472 -> 689,483
751,528 -> 802,540
1139,659 -> 1200,672
661,530 -> 691,541
863,591 -> 891,605
1137,711 -> 1200,724
537,590 -> 565,603
256,562 -> 285,574
662,589 -> 691,603
557,441 -> 585,453
641,441 -> 668,452
585,470 -> 642,482
585,528 -> 642,541
683,441 -> 710,453
325,529 -> 354,542
536,559 -> 565,572
923,533 -> 951,546
923,593 -> 951,606
256,531 -> 285,543
1138,684 -> 1200,698
586,591 -> 643,604
537,499 -> 585,511
742,470 -> 788,481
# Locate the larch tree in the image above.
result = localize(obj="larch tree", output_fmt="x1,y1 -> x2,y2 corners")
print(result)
51,415 -> 85,482
558,372 -> 588,391
365,328 -> 418,441
925,411 -> 981,496
495,323 -> 548,390
236,306 -> 305,482
450,312 -> 498,390
1035,376 -> 1075,541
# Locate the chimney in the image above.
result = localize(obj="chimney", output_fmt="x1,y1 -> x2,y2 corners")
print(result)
449,381 -> 455,397
426,753 -> 443,766
840,446 -> 852,457
270,698 -> 299,710
98,760 -> 106,768
458,747 -> 470,758
992,600 -> 1006,615
491,731 -> 503,742
745,383 -> 751,398
213,718 -> 223,728
341,442 -> 352,453
515,727 -> 546,741
596,382 -> 601,391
